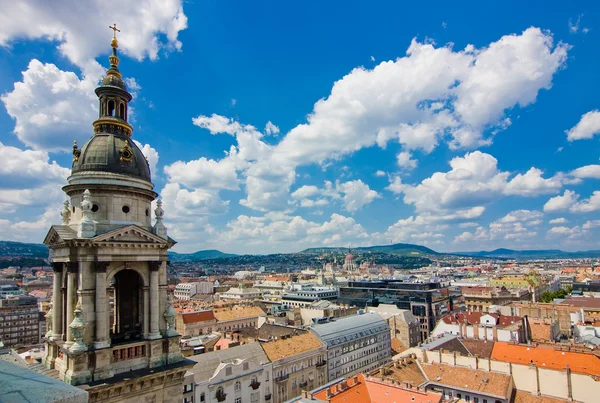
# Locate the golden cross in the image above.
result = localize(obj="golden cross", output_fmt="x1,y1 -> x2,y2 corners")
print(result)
109,23 -> 120,38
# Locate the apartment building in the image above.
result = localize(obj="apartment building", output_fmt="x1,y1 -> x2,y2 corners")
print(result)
309,314 -> 391,382
186,342 -> 273,403
261,332 -> 327,403
0,295 -> 39,347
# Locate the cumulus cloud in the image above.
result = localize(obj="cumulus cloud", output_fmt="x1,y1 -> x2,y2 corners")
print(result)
388,151 -> 563,214
566,110 -> 600,141
235,27 -> 568,212
132,140 -> 159,179
0,0 -> 188,68
265,121 -> 280,136
549,217 -> 568,225
571,164 -> 600,179
454,210 -> 540,243
290,180 -> 379,213
1,60 -> 101,151
543,190 -> 579,212
375,170 -> 386,177
570,191 -> 600,213
397,151 -> 418,170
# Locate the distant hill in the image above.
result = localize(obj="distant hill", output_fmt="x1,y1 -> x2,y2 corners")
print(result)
168,249 -> 237,261
301,243 -> 438,256
454,248 -> 600,259
0,241 -> 49,258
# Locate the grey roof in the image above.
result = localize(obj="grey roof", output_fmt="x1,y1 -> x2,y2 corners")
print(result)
51,225 -> 77,241
0,359 -> 87,403
309,314 -> 389,347
419,334 -> 463,351
187,342 -> 270,382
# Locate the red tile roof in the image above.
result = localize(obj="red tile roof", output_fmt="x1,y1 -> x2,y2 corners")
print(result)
181,310 -> 216,324
441,312 -> 521,327
559,297 -> 600,309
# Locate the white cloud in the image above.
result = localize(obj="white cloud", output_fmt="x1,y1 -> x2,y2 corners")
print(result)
548,225 -> 585,238
583,220 -> 600,230
164,157 -> 239,191
160,183 -> 229,218
459,222 -> 479,228
543,190 -> 579,212
397,151 -> 418,170
566,110 -> 600,141
0,141 -> 70,186
0,0 -> 188,68
549,217 -> 568,225
265,121 -> 280,136
390,151 -> 563,214
571,164 -> 600,179
336,180 -> 380,212
375,170 -> 386,177
192,113 -> 243,135
291,185 -> 320,199
497,210 -> 543,223
215,213 -> 370,253
240,27 -> 568,212
570,191 -> 600,213
1,60 -> 101,151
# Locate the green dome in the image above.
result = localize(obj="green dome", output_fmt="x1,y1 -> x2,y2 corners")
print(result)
72,133 -> 151,182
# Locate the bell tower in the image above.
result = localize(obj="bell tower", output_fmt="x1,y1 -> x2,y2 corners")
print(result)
42,24 -> 192,401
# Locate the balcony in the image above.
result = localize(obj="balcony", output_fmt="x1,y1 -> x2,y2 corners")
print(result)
299,381 -> 308,388
316,360 -> 327,368
250,379 -> 261,390
215,390 -> 227,402
275,374 -> 289,383
265,393 -> 272,401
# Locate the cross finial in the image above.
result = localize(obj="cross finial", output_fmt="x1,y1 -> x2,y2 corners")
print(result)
109,23 -> 120,38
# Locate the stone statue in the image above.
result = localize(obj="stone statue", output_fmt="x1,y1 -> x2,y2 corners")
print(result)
77,189 -> 96,238
163,295 -> 178,337
45,304 -> 53,339
60,200 -> 71,225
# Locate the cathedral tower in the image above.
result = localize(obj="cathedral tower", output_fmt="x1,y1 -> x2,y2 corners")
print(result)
43,25 -> 190,402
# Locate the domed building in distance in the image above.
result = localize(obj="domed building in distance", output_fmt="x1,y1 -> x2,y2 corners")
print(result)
42,25 -> 193,403
343,250 -> 357,272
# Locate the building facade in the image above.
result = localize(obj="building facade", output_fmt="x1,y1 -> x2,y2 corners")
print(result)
338,280 -> 451,341
41,32 -> 192,402
261,333 -> 327,403
0,295 -> 39,347
187,343 -> 273,403
310,314 -> 391,382
175,283 -> 198,300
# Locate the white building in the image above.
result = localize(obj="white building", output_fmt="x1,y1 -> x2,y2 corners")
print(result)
281,285 -> 338,308
220,286 -> 262,301
197,281 -> 215,294
186,342 -> 273,403
175,283 -> 197,300
431,311 -> 526,342
310,313 -> 391,382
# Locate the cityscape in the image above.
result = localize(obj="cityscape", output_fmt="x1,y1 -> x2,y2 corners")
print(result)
1,2 -> 600,403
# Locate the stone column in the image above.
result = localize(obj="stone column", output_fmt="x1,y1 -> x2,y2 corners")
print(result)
64,262 -> 78,347
143,286 -> 150,338
148,261 -> 161,339
94,262 -> 110,349
51,262 -> 64,341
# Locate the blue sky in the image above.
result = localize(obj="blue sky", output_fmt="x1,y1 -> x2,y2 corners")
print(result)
1,1 -> 600,254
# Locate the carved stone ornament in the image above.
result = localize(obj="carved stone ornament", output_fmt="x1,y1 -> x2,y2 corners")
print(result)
77,189 -> 96,238
61,200 -> 71,225
164,294 -> 179,337
69,301 -> 86,354
152,199 -> 168,239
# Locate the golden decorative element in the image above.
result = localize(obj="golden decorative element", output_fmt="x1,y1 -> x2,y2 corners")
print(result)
72,140 -> 81,162
93,118 -> 133,136
108,23 -> 121,69
119,139 -> 133,162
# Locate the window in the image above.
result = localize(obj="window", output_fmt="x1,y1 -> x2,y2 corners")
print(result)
243,362 -> 249,370
465,396 -> 470,402
251,392 -> 259,403
183,384 -> 193,393
122,205 -> 130,214
226,367 -> 232,376
235,399 -> 241,403
108,100 -> 115,116
200,393 -> 205,402
184,398 -> 193,403
474,398 -> 479,403
235,381 -> 241,392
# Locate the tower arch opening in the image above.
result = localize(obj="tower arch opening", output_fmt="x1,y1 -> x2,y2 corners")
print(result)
109,269 -> 144,343
108,100 -> 115,116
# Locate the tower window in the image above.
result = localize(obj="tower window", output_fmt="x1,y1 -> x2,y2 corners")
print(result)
122,205 -> 130,214
145,208 -> 149,217
119,103 -> 125,119
91,204 -> 99,213
108,100 -> 115,116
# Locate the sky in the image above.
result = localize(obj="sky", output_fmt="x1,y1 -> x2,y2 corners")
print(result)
1,1 -> 600,254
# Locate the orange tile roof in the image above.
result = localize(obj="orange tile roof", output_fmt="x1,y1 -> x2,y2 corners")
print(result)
261,332 -> 323,361
420,362 -> 512,398
213,306 -> 265,322
491,342 -> 600,376
311,374 -> 441,403
513,391 -> 570,403
181,310 -> 216,324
